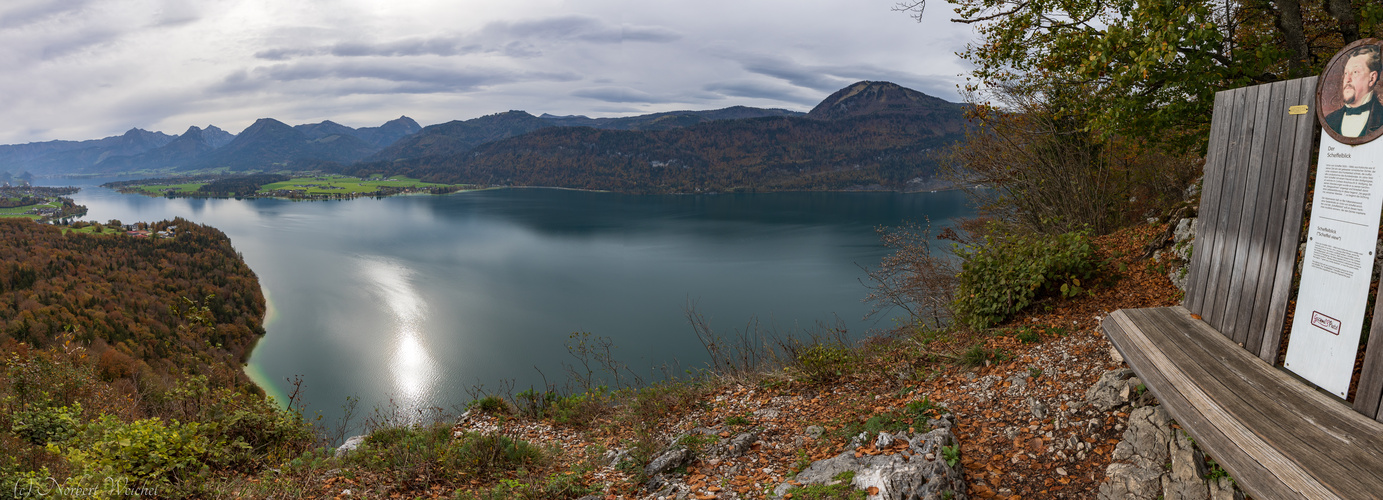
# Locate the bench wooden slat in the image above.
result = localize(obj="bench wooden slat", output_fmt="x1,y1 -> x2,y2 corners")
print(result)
1247,76 -> 1314,359
1146,308 -> 1383,444
1203,85 -> 1256,332
1184,90 -> 1234,314
1260,76 -> 1317,362
1222,83 -> 1278,345
1106,309 -> 1337,499
1123,308 -> 1383,497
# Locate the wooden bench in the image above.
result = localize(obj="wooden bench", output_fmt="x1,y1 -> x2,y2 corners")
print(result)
1102,76 -> 1383,499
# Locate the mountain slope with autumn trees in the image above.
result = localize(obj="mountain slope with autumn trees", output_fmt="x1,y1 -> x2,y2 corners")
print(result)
0,219 -> 267,389
345,81 -> 967,193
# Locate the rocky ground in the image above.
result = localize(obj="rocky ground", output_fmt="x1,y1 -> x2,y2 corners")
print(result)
324,221 -> 1244,499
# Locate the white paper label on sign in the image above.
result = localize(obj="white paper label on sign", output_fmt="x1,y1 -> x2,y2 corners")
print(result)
1285,134 -> 1383,398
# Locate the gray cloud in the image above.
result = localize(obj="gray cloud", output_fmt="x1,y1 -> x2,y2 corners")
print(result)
0,0 -> 97,30
40,27 -> 121,60
329,37 -> 483,58
485,15 -> 680,44
735,55 -> 852,92
571,86 -> 665,103
152,0 -> 202,27
216,61 -> 580,95
254,15 -> 678,61
703,81 -> 820,106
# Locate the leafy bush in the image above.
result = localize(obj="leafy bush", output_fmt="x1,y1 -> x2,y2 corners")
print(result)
451,431 -> 546,477
513,388 -> 607,427
145,376 -> 313,469
62,415 -> 219,487
471,395 -> 509,415
349,423 -> 546,485
12,402 -> 80,445
796,343 -> 854,384
954,230 -> 1099,329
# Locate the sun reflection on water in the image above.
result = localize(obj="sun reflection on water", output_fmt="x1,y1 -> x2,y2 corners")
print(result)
358,257 -> 437,420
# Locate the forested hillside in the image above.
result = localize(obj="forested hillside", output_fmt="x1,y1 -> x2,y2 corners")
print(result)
0,218 -> 266,389
346,101 -> 965,193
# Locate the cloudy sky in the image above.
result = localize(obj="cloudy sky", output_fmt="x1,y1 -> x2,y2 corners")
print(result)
0,0 -> 975,145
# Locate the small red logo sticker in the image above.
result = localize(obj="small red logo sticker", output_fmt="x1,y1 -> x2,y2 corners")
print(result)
1310,311 -> 1342,335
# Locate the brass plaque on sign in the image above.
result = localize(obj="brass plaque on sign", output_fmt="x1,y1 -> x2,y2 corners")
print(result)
1289,105 -> 1309,115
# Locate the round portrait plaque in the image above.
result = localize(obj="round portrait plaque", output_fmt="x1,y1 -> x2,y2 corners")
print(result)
1317,38 -> 1383,145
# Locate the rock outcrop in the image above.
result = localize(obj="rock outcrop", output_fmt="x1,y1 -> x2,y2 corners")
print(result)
770,414 -> 966,500
1088,369 -> 1245,500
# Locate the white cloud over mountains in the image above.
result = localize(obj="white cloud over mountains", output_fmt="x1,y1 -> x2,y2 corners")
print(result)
0,0 -> 974,144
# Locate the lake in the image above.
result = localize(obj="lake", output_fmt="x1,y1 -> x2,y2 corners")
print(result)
44,179 -> 974,424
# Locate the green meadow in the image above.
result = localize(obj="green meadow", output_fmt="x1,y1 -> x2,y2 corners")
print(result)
62,224 -> 126,235
123,174 -> 465,197
132,182 -> 206,195
258,174 -> 459,194
0,199 -> 61,219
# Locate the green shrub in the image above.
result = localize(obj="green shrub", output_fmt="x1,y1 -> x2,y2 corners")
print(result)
471,395 -> 509,414
350,424 -> 545,482
452,431 -> 546,476
12,402 -> 81,445
796,344 -> 854,384
144,376 -> 314,470
62,415 -> 219,487
954,230 -> 1099,329
511,388 -> 607,426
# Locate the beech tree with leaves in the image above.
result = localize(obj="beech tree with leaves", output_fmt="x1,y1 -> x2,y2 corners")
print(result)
898,0 -> 1383,151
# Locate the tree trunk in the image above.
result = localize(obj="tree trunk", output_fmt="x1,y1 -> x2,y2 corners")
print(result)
1271,0 -> 1310,78
1323,0 -> 1360,44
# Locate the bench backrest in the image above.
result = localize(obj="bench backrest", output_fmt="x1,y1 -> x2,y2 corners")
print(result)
1183,76 -> 1383,421
1182,77 -> 1316,364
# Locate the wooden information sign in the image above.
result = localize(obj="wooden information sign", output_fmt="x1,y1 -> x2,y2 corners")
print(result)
1287,39 -> 1383,397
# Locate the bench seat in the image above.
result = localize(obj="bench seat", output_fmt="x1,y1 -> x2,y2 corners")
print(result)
1104,306 -> 1383,499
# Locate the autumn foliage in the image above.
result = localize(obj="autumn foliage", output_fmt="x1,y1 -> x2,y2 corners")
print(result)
0,218 -> 267,390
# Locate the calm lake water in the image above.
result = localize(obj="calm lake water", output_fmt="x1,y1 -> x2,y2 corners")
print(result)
43,179 -> 974,425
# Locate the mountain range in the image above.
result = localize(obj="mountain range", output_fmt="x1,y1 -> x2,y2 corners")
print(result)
0,81 -> 969,192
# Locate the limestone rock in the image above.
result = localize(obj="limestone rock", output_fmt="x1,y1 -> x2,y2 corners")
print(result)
1099,462 -> 1165,500
772,425 -> 965,500
334,435 -> 367,457
715,432 -> 757,458
1027,396 -> 1048,420
603,448 -> 630,468
644,447 -> 692,477
805,425 -> 826,438
1208,476 -> 1242,500
1086,368 -> 1136,411
1112,406 -> 1171,469
1162,431 -> 1209,500
1173,218 -> 1197,247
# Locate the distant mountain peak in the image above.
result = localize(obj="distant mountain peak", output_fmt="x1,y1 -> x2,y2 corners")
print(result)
807,81 -> 954,120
